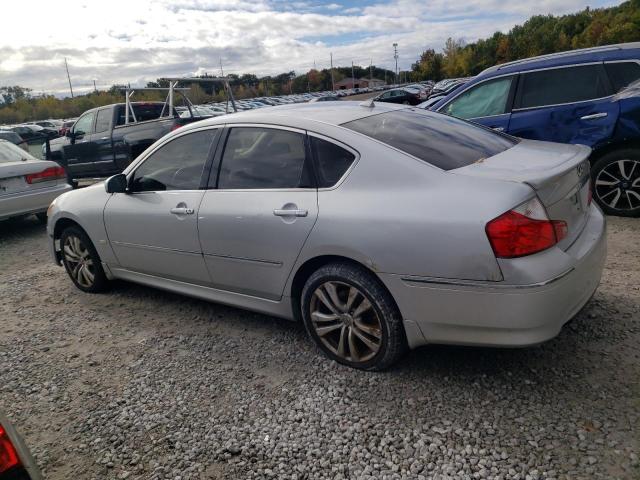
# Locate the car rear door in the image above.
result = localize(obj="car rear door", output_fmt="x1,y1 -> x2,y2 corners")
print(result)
437,75 -> 516,133
508,63 -> 619,147
197,125 -> 318,301
104,128 -> 220,283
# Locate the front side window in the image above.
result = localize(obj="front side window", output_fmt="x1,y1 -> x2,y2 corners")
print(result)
343,110 -> 517,171
310,137 -> 356,188
444,77 -> 513,119
95,109 -> 111,133
218,127 -> 310,189
130,130 -> 216,192
605,61 -> 640,92
73,112 -> 95,136
517,65 -> 608,109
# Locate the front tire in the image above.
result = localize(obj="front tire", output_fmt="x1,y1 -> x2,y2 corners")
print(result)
301,262 -> 407,370
591,149 -> 640,217
60,226 -> 109,293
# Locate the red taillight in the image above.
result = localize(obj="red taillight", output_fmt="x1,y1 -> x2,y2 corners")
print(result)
0,424 -> 21,474
25,166 -> 66,184
486,198 -> 568,258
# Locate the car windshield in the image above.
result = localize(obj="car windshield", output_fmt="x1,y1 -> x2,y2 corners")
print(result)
342,109 -> 518,170
0,140 -> 36,163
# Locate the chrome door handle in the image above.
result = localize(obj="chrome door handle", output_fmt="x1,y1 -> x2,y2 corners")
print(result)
273,209 -> 308,217
492,126 -> 505,132
170,207 -> 194,215
580,112 -> 608,120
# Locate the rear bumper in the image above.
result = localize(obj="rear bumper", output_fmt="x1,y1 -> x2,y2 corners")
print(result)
0,183 -> 72,221
381,205 -> 607,348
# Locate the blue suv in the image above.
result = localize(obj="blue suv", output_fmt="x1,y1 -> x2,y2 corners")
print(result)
431,43 -> 640,217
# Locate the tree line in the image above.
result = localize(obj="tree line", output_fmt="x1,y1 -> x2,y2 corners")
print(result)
2,0 -> 639,124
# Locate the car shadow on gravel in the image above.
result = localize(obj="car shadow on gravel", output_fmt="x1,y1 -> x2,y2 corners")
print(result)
0,215 -> 45,242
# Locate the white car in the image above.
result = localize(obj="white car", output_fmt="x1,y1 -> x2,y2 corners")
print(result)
0,140 -> 71,222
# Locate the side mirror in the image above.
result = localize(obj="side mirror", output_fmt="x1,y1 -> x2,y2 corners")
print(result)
65,130 -> 73,138
105,174 -> 128,194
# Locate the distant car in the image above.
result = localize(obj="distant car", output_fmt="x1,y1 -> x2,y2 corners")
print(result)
417,95 -> 446,109
58,119 -> 76,137
373,88 -> 421,105
432,42 -> 640,217
48,102 -> 605,371
8,126 -> 46,143
0,139 -> 71,223
0,413 -> 43,479
309,96 -> 340,102
0,130 -> 29,152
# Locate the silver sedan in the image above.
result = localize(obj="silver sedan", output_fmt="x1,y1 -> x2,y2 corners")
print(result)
0,139 -> 71,223
47,102 -> 606,370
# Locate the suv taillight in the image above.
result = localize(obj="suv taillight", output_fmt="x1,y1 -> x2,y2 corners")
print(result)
25,166 -> 66,184
0,424 -> 21,474
486,197 -> 567,258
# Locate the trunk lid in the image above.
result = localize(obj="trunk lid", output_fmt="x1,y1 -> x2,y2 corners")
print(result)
452,139 -> 592,250
0,159 -> 65,196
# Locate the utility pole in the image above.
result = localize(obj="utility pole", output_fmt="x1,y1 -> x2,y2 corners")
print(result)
351,61 -> 355,89
330,53 -> 335,92
393,43 -> 399,84
93,79 -> 97,92
370,58 -> 373,85
219,58 -> 224,77
64,58 -> 74,98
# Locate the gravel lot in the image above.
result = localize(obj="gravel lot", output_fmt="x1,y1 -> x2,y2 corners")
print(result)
0,215 -> 638,480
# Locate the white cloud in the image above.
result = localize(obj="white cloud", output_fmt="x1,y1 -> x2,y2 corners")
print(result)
0,0 -> 620,95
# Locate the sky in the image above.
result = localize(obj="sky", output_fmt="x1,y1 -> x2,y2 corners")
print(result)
0,0 -> 621,96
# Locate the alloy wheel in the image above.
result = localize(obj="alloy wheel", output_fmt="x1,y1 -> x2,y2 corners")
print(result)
309,281 -> 382,363
594,159 -> 640,211
63,235 -> 95,288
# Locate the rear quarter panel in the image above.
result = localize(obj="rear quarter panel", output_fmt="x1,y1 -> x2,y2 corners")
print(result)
293,128 -> 534,283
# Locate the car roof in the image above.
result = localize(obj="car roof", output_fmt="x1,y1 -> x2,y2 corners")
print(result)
179,101 -> 408,131
480,42 -> 640,76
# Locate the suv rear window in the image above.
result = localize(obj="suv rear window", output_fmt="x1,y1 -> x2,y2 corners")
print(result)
342,110 -> 517,170
517,64 -> 609,109
605,61 -> 640,92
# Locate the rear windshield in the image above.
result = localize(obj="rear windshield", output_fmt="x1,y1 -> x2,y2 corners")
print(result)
0,131 -> 22,144
0,140 -> 36,163
342,110 -> 517,170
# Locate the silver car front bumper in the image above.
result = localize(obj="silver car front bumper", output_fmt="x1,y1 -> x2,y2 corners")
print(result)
382,204 -> 607,348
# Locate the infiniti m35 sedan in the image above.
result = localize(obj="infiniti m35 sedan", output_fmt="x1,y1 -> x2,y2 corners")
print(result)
47,102 -> 606,370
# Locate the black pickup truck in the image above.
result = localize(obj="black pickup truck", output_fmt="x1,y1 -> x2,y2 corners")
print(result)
47,102 -> 201,181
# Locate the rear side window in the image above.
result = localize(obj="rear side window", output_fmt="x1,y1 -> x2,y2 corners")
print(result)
0,141 -> 36,163
0,132 -> 22,144
130,130 -> 216,192
95,109 -> 111,133
343,110 -> 517,171
218,127 -> 311,189
605,62 -> 640,92
517,65 -> 609,109
310,137 -> 356,187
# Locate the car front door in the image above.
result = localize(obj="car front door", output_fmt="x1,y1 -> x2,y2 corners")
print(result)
198,126 -> 318,300
92,108 -> 117,176
62,111 -> 98,176
438,75 -> 516,132
104,128 -> 220,284
508,63 -> 619,146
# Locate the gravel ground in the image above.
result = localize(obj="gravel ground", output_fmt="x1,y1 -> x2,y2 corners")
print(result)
0,215 -> 638,480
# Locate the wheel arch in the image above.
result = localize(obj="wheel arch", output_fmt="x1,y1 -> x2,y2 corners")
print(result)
289,254 -> 399,322
52,217 -> 90,264
590,139 -> 640,163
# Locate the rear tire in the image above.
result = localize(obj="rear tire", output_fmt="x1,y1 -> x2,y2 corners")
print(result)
60,226 -> 109,293
591,149 -> 640,217
301,262 -> 407,371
